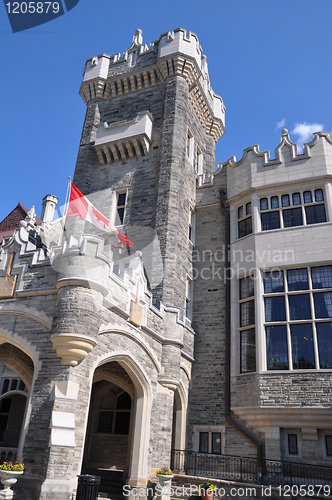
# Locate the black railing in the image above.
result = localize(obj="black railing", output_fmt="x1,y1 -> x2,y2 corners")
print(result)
171,449 -> 332,487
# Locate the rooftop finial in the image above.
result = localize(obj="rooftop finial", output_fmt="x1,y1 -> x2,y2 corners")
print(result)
133,29 -> 143,46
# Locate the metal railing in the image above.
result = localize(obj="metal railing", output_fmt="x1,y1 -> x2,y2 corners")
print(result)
171,449 -> 332,487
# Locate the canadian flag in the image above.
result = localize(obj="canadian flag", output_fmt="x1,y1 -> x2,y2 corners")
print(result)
66,182 -> 134,248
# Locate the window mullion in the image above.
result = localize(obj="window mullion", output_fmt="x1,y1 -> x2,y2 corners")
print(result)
280,208 -> 284,229
284,272 -> 293,370
311,321 -> 320,369
301,204 -> 306,225
308,266 -> 320,369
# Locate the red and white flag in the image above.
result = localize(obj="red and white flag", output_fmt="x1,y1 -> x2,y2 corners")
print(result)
66,182 -> 134,248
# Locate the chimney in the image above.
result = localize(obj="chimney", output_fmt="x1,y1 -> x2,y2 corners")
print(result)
41,194 -> 58,223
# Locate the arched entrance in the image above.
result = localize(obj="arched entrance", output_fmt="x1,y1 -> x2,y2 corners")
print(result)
83,363 -> 134,472
82,356 -> 151,489
171,384 -> 187,473
0,342 -> 34,463
171,384 -> 187,451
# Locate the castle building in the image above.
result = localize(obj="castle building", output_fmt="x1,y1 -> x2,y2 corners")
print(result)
0,28 -> 331,500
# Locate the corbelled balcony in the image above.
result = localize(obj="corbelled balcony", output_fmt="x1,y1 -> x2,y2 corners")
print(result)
94,111 -> 153,165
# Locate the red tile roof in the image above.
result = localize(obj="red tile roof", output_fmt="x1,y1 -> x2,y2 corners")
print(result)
0,203 -> 42,243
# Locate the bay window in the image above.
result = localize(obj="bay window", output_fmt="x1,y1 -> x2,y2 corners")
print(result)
264,266 -> 332,371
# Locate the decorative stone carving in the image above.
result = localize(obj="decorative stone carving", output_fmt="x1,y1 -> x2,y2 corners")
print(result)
158,378 -> 179,392
50,333 -> 97,367
19,205 -> 36,230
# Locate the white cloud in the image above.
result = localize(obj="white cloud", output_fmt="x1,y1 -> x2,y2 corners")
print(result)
275,118 -> 286,129
292,122 -> 324,150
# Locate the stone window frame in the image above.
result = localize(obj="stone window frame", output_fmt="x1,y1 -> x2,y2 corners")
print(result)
263,266 -> 332,371
283,431 -> 301,459
194,426 -> 225,455
239,275 -> 256,374
259,188 -> 327,232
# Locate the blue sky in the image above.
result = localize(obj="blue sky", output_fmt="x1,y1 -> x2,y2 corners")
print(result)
1,0 -> 332,221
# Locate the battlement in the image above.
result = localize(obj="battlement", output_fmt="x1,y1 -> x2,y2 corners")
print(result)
82,28 -> 203,79
219,129 -> 332,200
157,27 -> 202,70
79,28 -> 225,141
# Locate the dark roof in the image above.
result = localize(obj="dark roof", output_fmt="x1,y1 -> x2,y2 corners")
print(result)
0,203 -> 42,243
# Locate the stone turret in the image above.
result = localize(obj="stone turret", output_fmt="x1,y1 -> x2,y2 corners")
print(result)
49,235 -> 112,366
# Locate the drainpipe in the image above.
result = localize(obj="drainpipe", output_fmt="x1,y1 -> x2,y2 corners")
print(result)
219,188 -> 263,463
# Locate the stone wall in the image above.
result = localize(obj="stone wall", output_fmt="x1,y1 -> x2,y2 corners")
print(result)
232,372 -> 332,408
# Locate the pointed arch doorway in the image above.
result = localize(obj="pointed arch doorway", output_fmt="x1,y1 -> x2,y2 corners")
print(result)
83,364 -> 134,474
82,356 -> 151,488
0,341 -> 35,462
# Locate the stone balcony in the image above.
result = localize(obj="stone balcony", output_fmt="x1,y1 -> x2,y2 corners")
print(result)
94,111 -> 153,165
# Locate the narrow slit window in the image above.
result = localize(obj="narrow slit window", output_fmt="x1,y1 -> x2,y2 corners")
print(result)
288,434 -> 298,454
115,192 -> 127,225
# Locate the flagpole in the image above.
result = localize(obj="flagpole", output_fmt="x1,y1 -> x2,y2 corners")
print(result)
57,176 -> 71,246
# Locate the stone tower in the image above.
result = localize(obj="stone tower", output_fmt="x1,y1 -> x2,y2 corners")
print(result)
75,28 -> 225,307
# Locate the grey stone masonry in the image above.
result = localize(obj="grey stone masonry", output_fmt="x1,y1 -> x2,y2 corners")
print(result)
186,168 -> 256,458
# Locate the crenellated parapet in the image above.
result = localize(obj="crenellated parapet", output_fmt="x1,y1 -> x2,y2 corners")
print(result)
221,129 -> 332,169
49,234 -> 112,296
79,28 -> 225,142
219,129 -> 332,200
